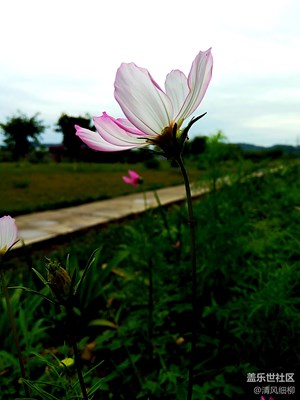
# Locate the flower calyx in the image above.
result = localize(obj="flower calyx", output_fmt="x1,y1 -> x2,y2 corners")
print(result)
147,112 -> 207,160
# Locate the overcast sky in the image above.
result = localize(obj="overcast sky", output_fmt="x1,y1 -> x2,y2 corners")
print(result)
1,0 -> 300,147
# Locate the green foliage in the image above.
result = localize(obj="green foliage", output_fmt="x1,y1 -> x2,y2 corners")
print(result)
1,161 -> 300,399
56,113 -> 93,160
0,111 -> 45,160
242,147 -> 284,161
143,157 -> 161,169
0,278 -> 51,399
183,135 -> 206,160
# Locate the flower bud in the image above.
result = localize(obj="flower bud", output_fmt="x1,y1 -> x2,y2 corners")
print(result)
46,259 -> 71,300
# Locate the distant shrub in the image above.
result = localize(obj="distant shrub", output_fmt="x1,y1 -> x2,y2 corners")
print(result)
143,157 -> 161,169
242,148 -> 284,161
28,148 -> 49,163
13,180 -> 30,189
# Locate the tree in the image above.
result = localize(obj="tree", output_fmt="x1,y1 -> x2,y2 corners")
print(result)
56,113 -> 93,160
184,135 -> 206,159
0,111 -> 45,160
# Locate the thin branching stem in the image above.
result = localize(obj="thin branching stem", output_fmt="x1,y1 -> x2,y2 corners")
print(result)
140,190 -> 155,343
153,190 -> 173,244
148,257 -> 153,342
71,334 -> 89,400
65,301 -> 89,400
175,155 -> 197,400
0,267 -> 30,398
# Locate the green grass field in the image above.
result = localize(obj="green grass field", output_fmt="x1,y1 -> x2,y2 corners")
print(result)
0,160 -> 203,216
0,157 -> 290,216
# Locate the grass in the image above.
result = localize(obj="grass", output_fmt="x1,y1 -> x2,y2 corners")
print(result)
1,159 -> 300,399
0,157 -> 290,217
0,160 -> 204,216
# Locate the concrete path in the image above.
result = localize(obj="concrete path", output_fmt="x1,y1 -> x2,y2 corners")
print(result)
14,184 -> 209,248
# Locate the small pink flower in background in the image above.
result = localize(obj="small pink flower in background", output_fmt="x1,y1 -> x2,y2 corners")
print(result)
0,216 -> 19,255
75,48 -> 213,157
122,170 -> 143,187
260,396 -> 275,400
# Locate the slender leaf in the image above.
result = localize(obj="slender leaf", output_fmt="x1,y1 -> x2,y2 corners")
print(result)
88,319 -> 117,329
73,247 -> 101,295
9,286 -> 57,305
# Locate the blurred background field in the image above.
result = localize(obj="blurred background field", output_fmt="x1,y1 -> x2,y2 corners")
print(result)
1,145 -> 297,216
1,110 -> 299,217
0,161 -> 201,216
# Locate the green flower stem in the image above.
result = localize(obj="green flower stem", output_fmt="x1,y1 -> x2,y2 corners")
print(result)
141,193 -> 154,343
0,267 -> 30,398
71,334 -> 89,400
175,155 -> 197,400
120,332 -> 144,389
153,190 -> 173,244
148,257 -> 153,342
66,305 -> 88,400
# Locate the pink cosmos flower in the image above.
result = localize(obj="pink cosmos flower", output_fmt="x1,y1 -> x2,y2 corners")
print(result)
0,216 -> 19,255
75,49 -> 213,157
122,170 -> 143,187
260,396 -> 275,400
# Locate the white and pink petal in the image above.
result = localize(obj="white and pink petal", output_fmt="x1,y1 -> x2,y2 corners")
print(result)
165,70 -> 189,119
176,48 -> 213,121
75,116 -> 149,152
114,63 -> 174,135
75,125 -> 135,152
93,113 -> 148,147
0,215 -> 18,254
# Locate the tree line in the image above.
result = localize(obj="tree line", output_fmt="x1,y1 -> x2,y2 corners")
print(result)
0,111 -> 291,164
0,111 -> 210,163
0,111 -> 92,161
